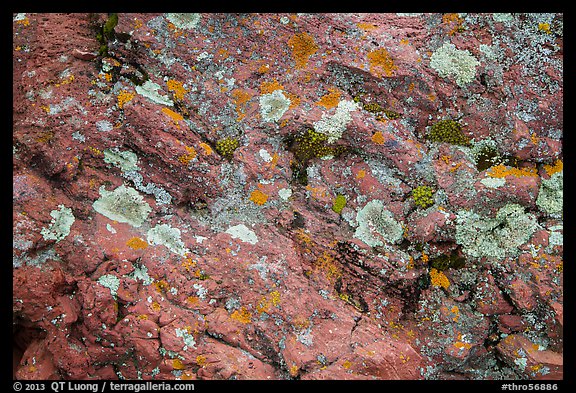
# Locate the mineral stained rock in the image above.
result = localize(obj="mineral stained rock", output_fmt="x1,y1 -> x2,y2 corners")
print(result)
13,13 -> 562,380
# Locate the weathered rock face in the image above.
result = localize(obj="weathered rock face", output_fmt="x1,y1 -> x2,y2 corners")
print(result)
13,13 -> 562,380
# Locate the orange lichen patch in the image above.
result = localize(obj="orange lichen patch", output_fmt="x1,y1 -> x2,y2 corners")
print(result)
230,307 -> 252,324
315,251 -> 342,282
449,162 -> 463,173
427,93 -> 436,102
487,164 -> 538,178
126,237 -> 148,250
198,142 -> 213,156
538,22 -> 551,34
543,159 -> 563,176
530,133 -> 540,145
400,38 -> 410,45
196,355 -> 207,367
178,146 -> 197,165
257,63 -> 270,74
292,315 -> 311,331
442,13 -> 464,35
231,88 -> 252,121
256,291 -> 281,314
342,360 -> 352,369
450,305 -> 460,322
260,79 -> 284,94
172,359 -> 186,370
249,189 -> 268,205
186,296 -> 199,305
161,107 -> 184,128
421,252 -> 429,264
137,314 -> 149,320
55,74 -> 75,87
117,90 -> 135,109
288,32 -> 319,69
407,256 -> 415,269
154,279 -> 170,293
356,169 -> 366,179
151,302 -> 161,312
289,364 -> 299,377
36,130 -> 55,143
367,48 -> 398,77
316,87 -> 341,109
181,257 -> 197,271
440,155 -> 451,165
133,18 -> 143,29
430,268 -> 450,289
305,185 -> 328,200
87,146 -> 103,156
357,22 -> 378,31
166,79 -> 188,101
284,91 -> 301,109
371,131 -> 385,145
15,16 -> 30,26
454,341 -> 472,350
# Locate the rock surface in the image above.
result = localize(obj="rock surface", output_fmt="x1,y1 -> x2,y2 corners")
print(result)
13,13 -> 562,380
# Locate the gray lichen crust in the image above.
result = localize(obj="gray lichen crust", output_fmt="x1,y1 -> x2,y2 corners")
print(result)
354,200 -> 404,247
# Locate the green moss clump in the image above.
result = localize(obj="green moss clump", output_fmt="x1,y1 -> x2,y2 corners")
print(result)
362,102 -> 402,120
412,185 -> 435,209
332,194 -> 347,214
292,129 -> 344,161
215,137 -> 240,159
363,102 -> 383,113
427,119 -> 470,146
97,13 -> 119,57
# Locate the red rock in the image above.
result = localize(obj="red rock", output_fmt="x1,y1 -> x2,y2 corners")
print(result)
496,334 -> 563,379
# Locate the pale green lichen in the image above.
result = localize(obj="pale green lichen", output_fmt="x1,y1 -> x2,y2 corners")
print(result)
259,90 -> 291,122
536,171 -> 563,216
313,100 -> 359,143
135,80 -> 174,107
92,185 -> 152,227
147,223 -> 189,256
455,203 -> 539,259
225,224 -> 258,245
354,200 -> 404,247
104,148 -> 139,172
165,13 -> 201,30
40,205 -> 75,242
430,42 -> 480,87
480,177 -> 506,189
98,274 -> 120,298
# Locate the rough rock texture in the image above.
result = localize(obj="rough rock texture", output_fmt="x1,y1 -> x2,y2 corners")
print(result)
13,13 -> 562,380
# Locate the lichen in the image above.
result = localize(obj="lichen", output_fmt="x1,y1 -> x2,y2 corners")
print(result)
354,200 -> 404,247
215,137 -> 240,160
104,148 -> 139,172
92,185 -> 152,228
455,203 -> 539,259
536,171 -> 563,216
98,274 -> 120,298
259,90 -> 291,122
225,224 -> 258,245
135,80 -> 174,107
412,186 -> 435,209
429,42 -> 480,87
313,100 -> 358,143
332,194 -> 347,214
40,205 -> 75,242
288,32 -> 318,69
147,223 -> 189,256
165,13 -> 201,30
427,119 -> 470,146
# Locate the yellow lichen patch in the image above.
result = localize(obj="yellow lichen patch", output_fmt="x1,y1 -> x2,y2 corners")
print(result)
36,130 -> 54,143
154,279 -> 170,293
196,355 -> 207,367
371,131 -> 385,145
430,268 -> 450,289
316,87 -> 341,109
288,32 -> 319,69
137,314 -> 149,320
450,305 -> 460,322
487,164 -> 538,178
199,142 -> 213,156
151,301 -> 161,312
181,257 -> 197,272
172,359 -> 186,370
543,159 -> 563,176
166,79 -> 188,101
126,237 -> 148,250
454,341 -> 472,350
289,364 -> 299,377
117,90 -> 135,109
356,169 -> 366,179
87,146 -> 103,156
367,48 -> 398,77
230,306 -> 252,324
161,107 -> 184,128
178,146 -> 197,165
400,38 -> 409,45
55,74 -> 75,87
315,251 -> 342,282
249,189 -> 268,205
133,18 -> 143,29
421,252 -> 429,264
256,291 -> 281,314
342,360 -> 352,369
186,296 -> 199,305
231,88 -> 252,121
15,16 -> 30,27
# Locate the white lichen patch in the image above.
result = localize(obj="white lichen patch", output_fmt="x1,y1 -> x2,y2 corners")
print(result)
98,274 -> 120,298
135,80 -> 174,107
430,42 -> 480,87
259,90 -> 291,122
259,148 -> 273,162
313,100 -> 359,143
536,171 -> 563,216
480,177 -> 506,189
147,224 -> 189,256
354,200 -> 404,247
93,185 -> 152,228
104,148 -> 139,172
225,224 -> 258,245
96,120 -> 113,132
174,327 -> 196,350
165,13 -> 201,30
455,203 -> 539,259
278,188 -> 292,201
40,205 -> 75,242
130,265 -> 153,285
